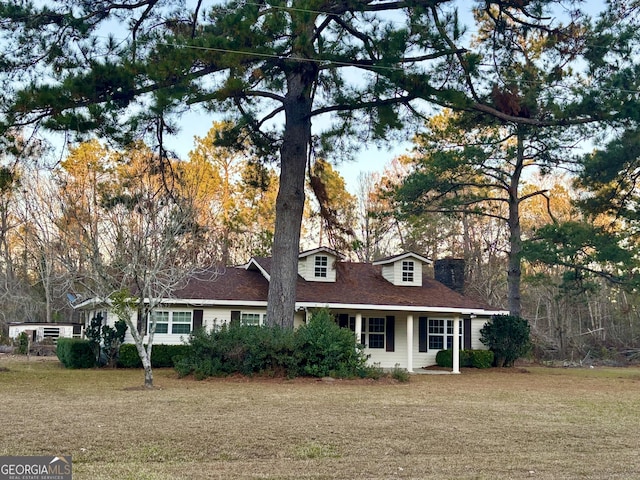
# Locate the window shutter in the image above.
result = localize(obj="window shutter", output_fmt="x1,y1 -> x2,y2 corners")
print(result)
419,317 -> 428,352
230,310 -> 240,327
464,318 -> 472,350
138,308 -> 147,335
338,313 -> 348,329
386,316 -> 395,352
193,309 -> 204,332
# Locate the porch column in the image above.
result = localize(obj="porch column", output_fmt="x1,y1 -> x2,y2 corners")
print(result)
452,316 -> 461,374
406,314 -> 414,373
355,313 -> 363,345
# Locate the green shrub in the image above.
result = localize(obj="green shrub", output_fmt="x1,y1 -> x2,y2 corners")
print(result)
151,344 -> 191,368
56,338 -> 95,369
461,350 -> 473,367
435,348 -> 452,368
435,349 -> 492,369
117,344 -> 191,368
470,349 -> 494,369
117,344 -> 142,368
85,314 -> 128,367
293,308 -> 369,378
175,323 -> 296,378
16,332 -> 29,354
480,315 -> 532,367
175,309 -> 372,380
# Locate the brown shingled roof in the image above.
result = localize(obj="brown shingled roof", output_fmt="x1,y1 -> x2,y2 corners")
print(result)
172,266 -> 269,302
172,257 -> 498,312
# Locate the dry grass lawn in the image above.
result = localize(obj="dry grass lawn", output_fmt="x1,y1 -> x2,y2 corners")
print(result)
1,356 -> 639,479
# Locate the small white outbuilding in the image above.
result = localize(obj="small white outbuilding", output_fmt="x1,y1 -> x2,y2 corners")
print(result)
8,323 -> 83,343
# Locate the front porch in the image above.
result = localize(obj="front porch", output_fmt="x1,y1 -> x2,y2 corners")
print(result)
325,310 -> 476,373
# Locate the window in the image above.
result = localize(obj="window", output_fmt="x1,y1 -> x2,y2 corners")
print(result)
362,317 -> 385,349
152,311 -> 169,334
427,319 -> 462,351
314,255 -> 328,278
43,327 -> 60,339
241,313 -> 261,326
337,314 -> 356,331
150,311 -> 192,335
172,311 -> 192,334
402,260 -> 414,282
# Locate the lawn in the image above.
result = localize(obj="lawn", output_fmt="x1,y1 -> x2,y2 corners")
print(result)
1,356 -> 639,480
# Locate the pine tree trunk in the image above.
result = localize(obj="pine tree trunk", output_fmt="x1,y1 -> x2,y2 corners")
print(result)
507,128 -> 524,317
266,63 -> 317,329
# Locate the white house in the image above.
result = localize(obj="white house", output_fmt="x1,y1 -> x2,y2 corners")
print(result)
74,247 -> 506,372
8,323 -> 82,343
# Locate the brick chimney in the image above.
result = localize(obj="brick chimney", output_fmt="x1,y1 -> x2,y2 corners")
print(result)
434,258 -> 465,295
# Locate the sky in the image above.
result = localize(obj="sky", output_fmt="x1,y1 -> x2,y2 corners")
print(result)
165,107 -> 412,194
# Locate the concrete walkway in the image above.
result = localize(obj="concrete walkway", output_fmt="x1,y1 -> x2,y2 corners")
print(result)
411,369 -> 454,374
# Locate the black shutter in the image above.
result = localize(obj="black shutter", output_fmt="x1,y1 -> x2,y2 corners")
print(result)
138,308 -> 147,335
464,318 -> 472,350
338,313 -> 348,329
230,310 -> 240,327
193,309 -> 204,332
419,317 -> 428,352
386,316 -> 395,352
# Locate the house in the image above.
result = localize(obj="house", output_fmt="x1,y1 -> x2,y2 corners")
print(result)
74,247 -> 506,372
8,323 -> 83,343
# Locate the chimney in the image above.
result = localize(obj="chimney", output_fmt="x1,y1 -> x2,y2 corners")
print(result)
434,258 -> 465,295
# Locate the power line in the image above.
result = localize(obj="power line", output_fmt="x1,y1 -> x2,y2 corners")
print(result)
153,40 -> 405,72
148,39 -> 640,96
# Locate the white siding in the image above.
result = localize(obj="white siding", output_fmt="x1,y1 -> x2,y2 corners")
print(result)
380,264 -> 395,284
293,311 -> 306,328
470,317 -> 490,350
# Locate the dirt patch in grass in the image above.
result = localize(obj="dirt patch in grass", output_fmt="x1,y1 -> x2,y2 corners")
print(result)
1,358 -> 639,479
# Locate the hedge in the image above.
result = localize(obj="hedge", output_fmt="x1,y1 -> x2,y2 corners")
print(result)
56,338 -> 96,369
117,343 -> 190,368
174,309 -> 377,380
435,349 -> 494,369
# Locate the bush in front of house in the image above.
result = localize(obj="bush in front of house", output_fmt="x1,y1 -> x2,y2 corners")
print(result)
16,332 -> 29,354
435,349 -> 494,369
117,344 -> 142,368
151,344 -> 191,367
117,344 -> 191,368
480,314 -> 532,367
293,308 -> 370,378
175,309 -> 376,380
85,313 -> 128,367
56,338 -> 96,369
470,349 -> 494,369
174,323 -> 296,379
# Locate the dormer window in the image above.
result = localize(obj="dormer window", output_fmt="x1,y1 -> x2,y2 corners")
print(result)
373,252 -> 429,286
402,261 -> 414,282
314,255 -> 328,278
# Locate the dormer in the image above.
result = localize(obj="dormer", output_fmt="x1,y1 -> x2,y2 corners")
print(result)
298,247 -> 343,282
373,252 -> 432,287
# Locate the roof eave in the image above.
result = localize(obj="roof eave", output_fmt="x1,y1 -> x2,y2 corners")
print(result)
373,251 -> 433,266
245,258 -> 271,281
